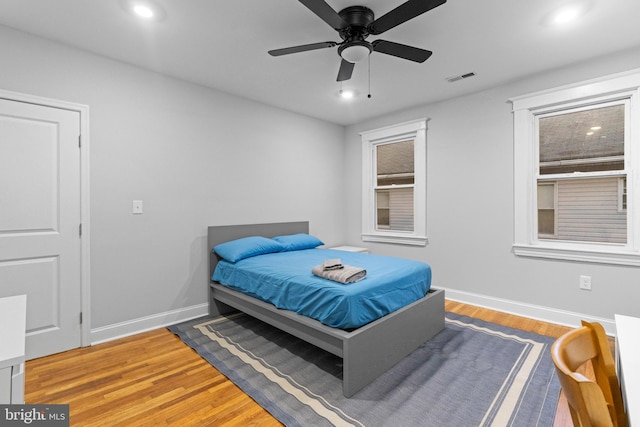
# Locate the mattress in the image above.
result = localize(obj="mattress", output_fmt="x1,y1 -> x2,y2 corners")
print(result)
212,248 -> 432,329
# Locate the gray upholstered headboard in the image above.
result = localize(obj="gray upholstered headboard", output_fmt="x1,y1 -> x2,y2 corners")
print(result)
207,221 -> 309,279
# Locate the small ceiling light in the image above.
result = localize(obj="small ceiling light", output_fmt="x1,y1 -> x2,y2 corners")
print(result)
338,41 -> 372,64
590,126 -> 602,130
121,0 -> 166,21
554,7 -> 579,24
133,4 -> 154,19
339,89 -> 355,100
586,131 -> 594,136
544,1 -> 590,26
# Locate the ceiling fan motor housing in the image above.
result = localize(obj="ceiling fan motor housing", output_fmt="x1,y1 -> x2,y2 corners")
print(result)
338,6 -> 374,42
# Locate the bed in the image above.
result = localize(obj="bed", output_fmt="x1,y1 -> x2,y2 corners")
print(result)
208,221 -> 444,397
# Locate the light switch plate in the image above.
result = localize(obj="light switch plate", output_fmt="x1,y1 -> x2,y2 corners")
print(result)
132,200 -> 143,214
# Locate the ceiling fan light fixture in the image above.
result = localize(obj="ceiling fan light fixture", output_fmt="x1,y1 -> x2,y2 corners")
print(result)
339,42 -> 372,64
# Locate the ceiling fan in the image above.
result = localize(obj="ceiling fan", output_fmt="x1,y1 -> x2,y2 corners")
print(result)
268,0 -> 446,82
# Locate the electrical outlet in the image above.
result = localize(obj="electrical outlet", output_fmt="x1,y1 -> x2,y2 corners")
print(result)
579,275 -> 592,291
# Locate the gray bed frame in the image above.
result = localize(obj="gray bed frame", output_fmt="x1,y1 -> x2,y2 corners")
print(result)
208,221 -> 445,397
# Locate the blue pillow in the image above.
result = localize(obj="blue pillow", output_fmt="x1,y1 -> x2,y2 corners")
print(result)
213,236 -> 284,263
272,233 -> 324,251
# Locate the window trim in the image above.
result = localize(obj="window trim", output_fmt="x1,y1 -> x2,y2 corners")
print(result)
361,118 -> 427,246
510,69 -> 640,266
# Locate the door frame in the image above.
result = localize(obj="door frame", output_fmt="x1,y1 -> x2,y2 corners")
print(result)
0,88 -> 91,348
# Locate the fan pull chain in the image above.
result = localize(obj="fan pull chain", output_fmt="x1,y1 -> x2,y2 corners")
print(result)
367,54 -> 372,99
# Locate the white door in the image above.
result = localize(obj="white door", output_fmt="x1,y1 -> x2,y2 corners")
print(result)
0,98 -> 82,359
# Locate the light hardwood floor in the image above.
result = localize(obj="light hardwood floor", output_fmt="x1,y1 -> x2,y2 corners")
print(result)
25,300 -> 585,426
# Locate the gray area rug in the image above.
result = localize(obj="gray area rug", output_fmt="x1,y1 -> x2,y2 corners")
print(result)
169,311 -> 561,427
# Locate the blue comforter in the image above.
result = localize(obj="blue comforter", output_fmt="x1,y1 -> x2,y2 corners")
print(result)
212,249 -> 431,329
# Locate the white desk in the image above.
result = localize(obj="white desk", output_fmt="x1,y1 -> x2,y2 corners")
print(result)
616,314 -> 640,427
0,295 -> 27,404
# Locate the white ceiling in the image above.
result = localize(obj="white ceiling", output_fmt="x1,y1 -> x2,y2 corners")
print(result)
1,0 -> 639,125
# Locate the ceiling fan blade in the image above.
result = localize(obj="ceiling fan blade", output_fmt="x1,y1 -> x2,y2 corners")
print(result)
268,41 -> 337,56
337,59 -> 355,81
369,0 -> 446,35
372,40 -> 432,63
298,0 -> 348,30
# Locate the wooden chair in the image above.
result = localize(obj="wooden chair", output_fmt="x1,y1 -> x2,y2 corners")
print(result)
551,321 -> 627,427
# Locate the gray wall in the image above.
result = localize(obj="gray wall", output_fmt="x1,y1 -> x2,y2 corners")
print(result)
3,21 -> 640,339
0,25 -> 345,331
343,46 -> 640,323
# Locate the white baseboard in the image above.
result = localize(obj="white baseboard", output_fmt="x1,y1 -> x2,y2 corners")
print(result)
89,289 -> 618,345
440,287 -> 617,336
90,303 -> 209,345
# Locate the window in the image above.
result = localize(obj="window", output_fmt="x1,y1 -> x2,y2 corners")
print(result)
376,140 -> 414,231
511,70 -> 640,265
537,102 -> 627,244
361,119 -> 427,246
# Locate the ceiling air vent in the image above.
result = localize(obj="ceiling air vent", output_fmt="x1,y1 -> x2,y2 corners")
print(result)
446,72 -> 477,83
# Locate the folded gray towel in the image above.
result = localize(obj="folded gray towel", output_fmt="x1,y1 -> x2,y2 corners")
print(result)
312,264 -> 367,284
323,258 -> 343,270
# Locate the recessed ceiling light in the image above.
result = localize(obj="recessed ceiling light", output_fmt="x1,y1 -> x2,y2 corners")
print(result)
121,0 -> 166,22
543,1 -> 590,26
590,126 -> 602,130
133,4 -> 154,19
554,7 -> 579,24
340,90 -> 355,100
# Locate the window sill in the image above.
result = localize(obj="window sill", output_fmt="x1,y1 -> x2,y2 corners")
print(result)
362,232 -> 428,246
512,243 -> 640,266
